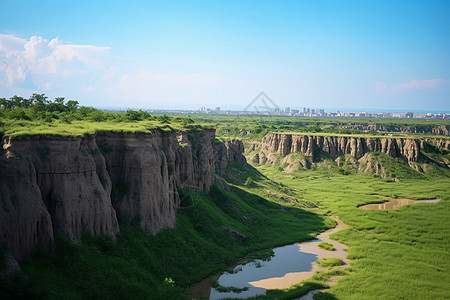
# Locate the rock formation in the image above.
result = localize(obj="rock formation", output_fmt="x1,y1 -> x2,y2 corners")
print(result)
258,133 -> 421,164
0,130 -> 246,261
214,139 -> 247,174
423,138 -> 450,151
250,132 -> 450,176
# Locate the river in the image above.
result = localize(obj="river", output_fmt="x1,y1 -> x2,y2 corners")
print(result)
190,216 -> 350,299
190,197 -> 442,299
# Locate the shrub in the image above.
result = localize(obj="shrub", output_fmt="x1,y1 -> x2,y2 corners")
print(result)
316,257 -> 344,268
318,242 -> 334,251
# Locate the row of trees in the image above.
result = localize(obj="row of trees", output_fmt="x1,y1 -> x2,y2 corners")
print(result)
0,94 -> 79,112
0,94 -> 158,123
0,94 -> 201,128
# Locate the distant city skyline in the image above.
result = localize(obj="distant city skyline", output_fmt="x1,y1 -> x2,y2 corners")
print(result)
100,102 -> 449,117
1,1 -> 449,111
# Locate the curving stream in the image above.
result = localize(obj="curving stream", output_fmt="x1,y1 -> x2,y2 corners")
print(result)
190,216 -> 350,299
190,197 -> 442,299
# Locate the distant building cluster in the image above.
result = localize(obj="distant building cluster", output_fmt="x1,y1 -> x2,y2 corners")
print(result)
271,107 -> 325,116
324,111 -> 449,119
192,107 -> 450,119
326,111 -> 415,119
136,106 -> 449,120
200,106 -> 220,113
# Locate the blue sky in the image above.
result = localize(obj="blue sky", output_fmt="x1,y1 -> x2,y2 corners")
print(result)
1,0 -> 449,112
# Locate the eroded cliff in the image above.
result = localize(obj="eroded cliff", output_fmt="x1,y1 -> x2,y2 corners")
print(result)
256,133 -> 420,163
0,130 -> 246,261
251,133 -> 449,175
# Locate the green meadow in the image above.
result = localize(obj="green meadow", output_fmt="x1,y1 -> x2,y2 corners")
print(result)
0,94 -> 209,137
250,162 -> 450,299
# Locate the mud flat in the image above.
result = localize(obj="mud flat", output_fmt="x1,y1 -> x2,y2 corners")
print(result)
190,216 -> 350,299
359,197 -> 441,210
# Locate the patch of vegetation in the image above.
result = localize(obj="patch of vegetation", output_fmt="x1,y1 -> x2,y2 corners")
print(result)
316,257 -> 344,268
318,242 -> 334,251
311,268 -> 348,282
0,94 -> 212,137
210,277 -> 249,293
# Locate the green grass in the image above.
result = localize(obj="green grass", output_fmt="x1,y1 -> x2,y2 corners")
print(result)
210,277 -> 249,293
318,242 -> 334,251
0,100 -> 210,137
316,257 -> 344,268
1,119 -> 211,137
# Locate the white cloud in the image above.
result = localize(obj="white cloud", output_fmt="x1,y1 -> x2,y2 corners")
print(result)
0,34 -> 26,52
393,79 -> 450,92
24,36 -> 50,61
0,34 -> 225,107
0,34 -> 110,87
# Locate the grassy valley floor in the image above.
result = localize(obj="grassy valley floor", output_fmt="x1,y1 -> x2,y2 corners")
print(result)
247,163 -> 450,299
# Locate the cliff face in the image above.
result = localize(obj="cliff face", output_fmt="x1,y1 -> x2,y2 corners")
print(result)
258,133 -> 421,164
423,138 -> 450,151
214,139 -> 247,174
1,135 -> 119,261
0,130 -> 246,261
251,133 -> 450,176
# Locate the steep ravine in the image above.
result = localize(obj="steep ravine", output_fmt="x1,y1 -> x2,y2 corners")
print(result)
0,130 -> 246,262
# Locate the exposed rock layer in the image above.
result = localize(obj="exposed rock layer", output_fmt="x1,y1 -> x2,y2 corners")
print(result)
259,133 -> 421,163
0,130 -> 245,261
